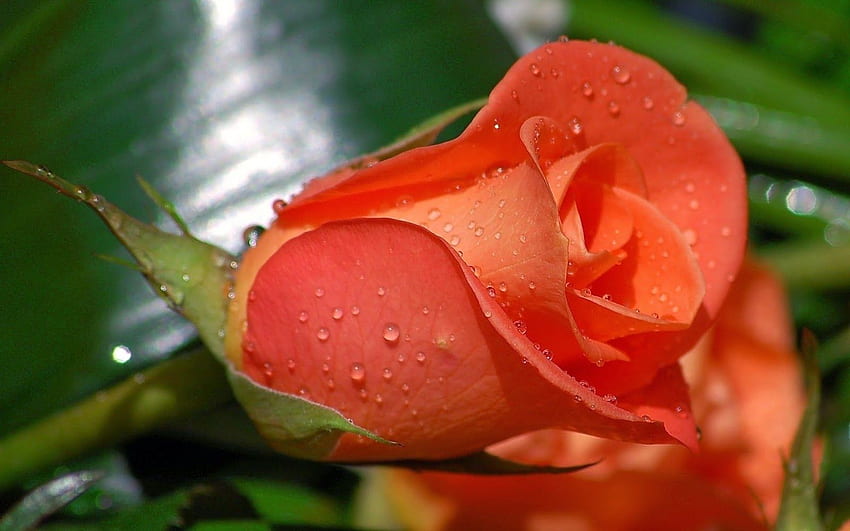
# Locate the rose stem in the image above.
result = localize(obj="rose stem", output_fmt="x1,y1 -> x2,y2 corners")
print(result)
0,346 -> 232,491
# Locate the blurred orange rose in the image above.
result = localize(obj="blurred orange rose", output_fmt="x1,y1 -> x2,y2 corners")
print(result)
381,260 -> 804,530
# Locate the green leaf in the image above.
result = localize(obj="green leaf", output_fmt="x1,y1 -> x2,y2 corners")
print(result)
776,331 -> 824,531
374,451 -> 599,476
227,369 -> 398,460
0,470 -> 103,531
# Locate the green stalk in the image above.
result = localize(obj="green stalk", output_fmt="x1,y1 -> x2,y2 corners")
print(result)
568,0 -> 850,127
0,347 -> 232,491
760,240 -> 850,290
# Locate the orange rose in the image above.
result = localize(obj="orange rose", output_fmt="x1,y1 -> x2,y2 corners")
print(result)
381,260 -> 804,530
225,40 -> 746,460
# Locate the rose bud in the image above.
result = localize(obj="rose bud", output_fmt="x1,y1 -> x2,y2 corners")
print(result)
225,39 -> 746,461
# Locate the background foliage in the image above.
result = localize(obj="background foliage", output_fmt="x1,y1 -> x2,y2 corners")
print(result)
1,0 -> 848,528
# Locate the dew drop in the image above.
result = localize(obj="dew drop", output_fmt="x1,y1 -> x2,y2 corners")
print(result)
242,225 -> 265,247
607,100 -> 620,117
321,362 -> 330,374
483,309 -> 493,318
326,378 -> 335,390
511,89 -> 519,102
528,281 -> 536,290
298,311 -> 309,323
720,226 -> 731,237
272,199 -> 287,214
493,119 -> 501,130
498,281 -> 508,293
427,208 -> 441,221
316,327 -> 330,341
350,362 -> 365,382
688,199 -> 700,210
642,96 -> 654,110
581,81 -> 593,97
314,287 -> 325,298
415,351 -> 427,363
401,383 -> 410,394
332,307 -> 344,320
383,323 -> 401,343
672,110 -> 686,126
351,305 -> 361,316
374,393 -> 383,404
529,63 -> 542,77
513,320 -> 528,335
550,67 -> 560,78
449,235 -> 461,246
422,305 -> 430,315
382,368 -> 393,381
442,222 -> 454,233
287,358 -> 296,372
473,226 -> 485,237
486,286 -> 497,298
603,394 -> 618,404
493,231 -> 502,240
359,388 -> 368,400
611,65 -> 630,84
685,182 -> 696,193
377,286 -> 387,297
519,234 -> 528,244
682,229 -> 697,246
262,362 -> 273,377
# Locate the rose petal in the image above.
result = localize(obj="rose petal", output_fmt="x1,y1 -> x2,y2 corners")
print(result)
471,40 -> 746,327
243,218 -> 683,461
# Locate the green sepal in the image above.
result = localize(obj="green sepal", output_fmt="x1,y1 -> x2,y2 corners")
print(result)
2,160 -> 234,363
328,98 -> 486,173
776,330 -> 824,531
227,369 -> 399,460
375,451 -> 599,476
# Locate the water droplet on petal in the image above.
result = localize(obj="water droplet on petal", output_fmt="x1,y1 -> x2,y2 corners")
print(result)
350,362 -> 365,382
672,110 -> 686,126
582,81 -> 593,97
442,222 -> 454,233
298,311 -> 309,323
415,351 -> 427,363
642,96 -> 654,110
317,327 -> 330,342
528,281 -> 536,290
351,306 -> 361,316
427,208 -> 441,221
272,199 -> 287,214
607,100 -> 620,117
682,229 -> 697,246
611,65 -> 630,84
314,287 -> 325,298
383,323 -> 401,343
721,226 -> 731,237
688,199 -> 700,210
511,89 -> 519,102
529,63 -> 542,77
382,368 -> 393,381
514,320 -> 528,335
332,307 -> 344,320
377,286 -> 387,296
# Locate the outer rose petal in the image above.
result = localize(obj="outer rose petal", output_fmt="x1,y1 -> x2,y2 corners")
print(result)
243,218 -> 684,460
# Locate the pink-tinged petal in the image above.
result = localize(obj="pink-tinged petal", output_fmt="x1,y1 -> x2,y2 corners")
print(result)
243,219 -> 684,461
615,362 -> 698,451
470,40 -> 747,326
587,186 -> 705,324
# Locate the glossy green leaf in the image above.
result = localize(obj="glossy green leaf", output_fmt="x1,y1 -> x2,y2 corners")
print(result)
0,0 -> 516,439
